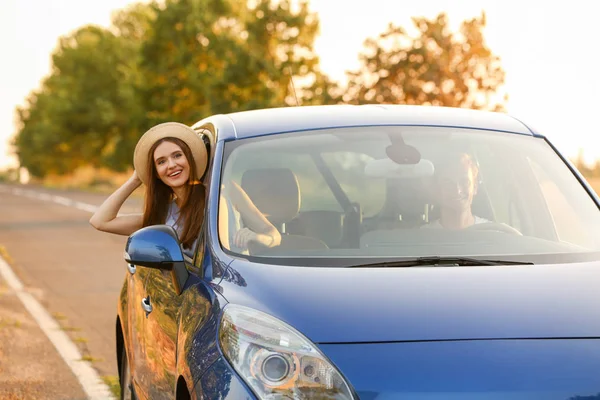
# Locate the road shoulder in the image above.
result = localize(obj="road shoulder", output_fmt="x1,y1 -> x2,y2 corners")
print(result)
0,272 -> 89,399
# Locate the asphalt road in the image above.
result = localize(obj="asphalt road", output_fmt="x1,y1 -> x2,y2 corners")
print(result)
0,183 -> 142,399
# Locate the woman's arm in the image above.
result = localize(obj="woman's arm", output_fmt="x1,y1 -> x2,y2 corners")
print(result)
89,171 -> 144,236
226,181 -> 281,248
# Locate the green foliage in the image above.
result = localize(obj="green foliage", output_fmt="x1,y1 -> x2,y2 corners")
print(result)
345,12 -> 506,111
14,4 -> 155,177
139,0 -> 339,127
102,375 -> 121,398
0,168 -> 18,182
14,7 -> 152,176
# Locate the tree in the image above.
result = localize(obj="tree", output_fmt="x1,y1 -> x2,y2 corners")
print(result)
14,4 -> 155,176
345,12 -> 506,111
15,26 -> 138,175
14,89 -> 64,177
139,0 -> 339,127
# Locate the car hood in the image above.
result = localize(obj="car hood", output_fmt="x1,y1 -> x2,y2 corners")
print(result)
215,259 -> 600,343
319,339 -> 600,398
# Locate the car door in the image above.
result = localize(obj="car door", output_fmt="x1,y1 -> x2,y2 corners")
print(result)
127,261 -> 153,399
141,265 -> 183,399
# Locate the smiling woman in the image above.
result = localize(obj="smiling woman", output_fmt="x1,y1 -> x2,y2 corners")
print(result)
89,122 -> 209,257
142,136 -> 205,252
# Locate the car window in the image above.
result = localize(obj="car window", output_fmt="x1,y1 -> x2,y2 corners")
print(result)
322,151 -> 385,218
528,155 -> 596,247
225,151 -> 341,212
469,144 -> 524,231
217,126 -> 600,266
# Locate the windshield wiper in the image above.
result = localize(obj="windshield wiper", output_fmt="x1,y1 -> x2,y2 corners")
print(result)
348,256 -> 534,268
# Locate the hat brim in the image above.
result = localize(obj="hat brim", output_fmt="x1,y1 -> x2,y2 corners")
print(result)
133,122 -> 207,186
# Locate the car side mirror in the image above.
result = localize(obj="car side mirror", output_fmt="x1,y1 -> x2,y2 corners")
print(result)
124,225 -> 189,295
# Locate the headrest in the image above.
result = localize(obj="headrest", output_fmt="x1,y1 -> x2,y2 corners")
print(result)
241,168 -> 301,225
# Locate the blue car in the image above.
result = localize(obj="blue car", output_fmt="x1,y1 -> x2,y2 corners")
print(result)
117,105 -> 600,399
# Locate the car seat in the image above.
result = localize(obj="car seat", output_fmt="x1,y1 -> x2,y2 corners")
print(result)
240,168 -> 329,254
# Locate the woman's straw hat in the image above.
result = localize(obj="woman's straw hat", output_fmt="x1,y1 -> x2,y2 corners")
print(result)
133,122 -> 207,185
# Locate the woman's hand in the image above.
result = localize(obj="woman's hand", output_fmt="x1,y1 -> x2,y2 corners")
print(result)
129,170 -> 142,187
233,228 -> 258,249
233,228 -> 278,249
88,169 -> 144,235
226,181 -> 282,248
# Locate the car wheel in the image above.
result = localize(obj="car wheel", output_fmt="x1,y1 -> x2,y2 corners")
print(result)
120,346 -> 137,400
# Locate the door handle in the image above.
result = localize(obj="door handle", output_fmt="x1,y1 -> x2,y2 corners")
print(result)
127,263 -> 136,275
141,296 -> 152,317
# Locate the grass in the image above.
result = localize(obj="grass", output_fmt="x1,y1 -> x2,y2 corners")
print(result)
80,355 -> 103,363
102,375 -> 121,398
51,312 -> 67,321
0,318 -> 22,329
59,326 -> 81,332
0,245 -> 14,265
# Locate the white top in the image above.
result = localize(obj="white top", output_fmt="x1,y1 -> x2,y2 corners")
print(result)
423,216 -> 489,229
166,201 -> 197,259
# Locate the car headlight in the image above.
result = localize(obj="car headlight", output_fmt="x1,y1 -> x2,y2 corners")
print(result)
219,304 -> 355,399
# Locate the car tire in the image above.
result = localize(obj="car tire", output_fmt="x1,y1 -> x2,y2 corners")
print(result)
120,346 -> 137,400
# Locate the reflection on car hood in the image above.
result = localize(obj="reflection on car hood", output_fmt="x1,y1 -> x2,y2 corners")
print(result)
216,259 -> 600,343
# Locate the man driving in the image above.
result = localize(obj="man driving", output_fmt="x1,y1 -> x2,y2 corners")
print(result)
424,152 -> 489,229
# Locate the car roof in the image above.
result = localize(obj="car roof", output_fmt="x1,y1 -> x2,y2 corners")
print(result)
199,104 -> 536,141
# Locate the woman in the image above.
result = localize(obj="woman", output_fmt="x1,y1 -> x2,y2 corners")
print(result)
89,122 -> 280,256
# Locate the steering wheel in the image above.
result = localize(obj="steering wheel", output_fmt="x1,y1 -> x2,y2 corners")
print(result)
467,222 -> 523,236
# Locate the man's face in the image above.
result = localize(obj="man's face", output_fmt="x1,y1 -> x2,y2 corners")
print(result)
437,165 -> 477,212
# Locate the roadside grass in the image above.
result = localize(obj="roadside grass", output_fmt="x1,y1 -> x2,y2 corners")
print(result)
0,245 -> 12,298
102,375 -> 121,398
0,318 -> 22,329
80,355 -> 104,363
0,245 -> 14,265
60,325 -> 81,332
51,312 -> 67,321
52,310 -> 114,396
0,391 -> 43,400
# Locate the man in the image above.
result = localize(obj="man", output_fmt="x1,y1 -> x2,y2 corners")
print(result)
425,152 -> 489,229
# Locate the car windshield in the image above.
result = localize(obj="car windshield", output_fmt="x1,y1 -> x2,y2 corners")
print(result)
217,126 -> 600,266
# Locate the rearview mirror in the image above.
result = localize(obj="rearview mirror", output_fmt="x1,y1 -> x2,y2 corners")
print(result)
365,157 -> 435,178
124,225 -> 189,295
386,143 -> 421,165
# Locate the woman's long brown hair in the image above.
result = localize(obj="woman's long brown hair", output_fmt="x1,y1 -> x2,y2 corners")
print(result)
142,137 -> 205,250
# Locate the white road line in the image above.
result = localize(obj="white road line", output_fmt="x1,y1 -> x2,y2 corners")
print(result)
74,202 -> 100,213
1,186 -> 100,214
52,195 -> 75,207
0,255 -> 115,400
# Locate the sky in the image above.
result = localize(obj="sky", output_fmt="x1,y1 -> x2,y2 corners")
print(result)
1,0 -> 599,170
